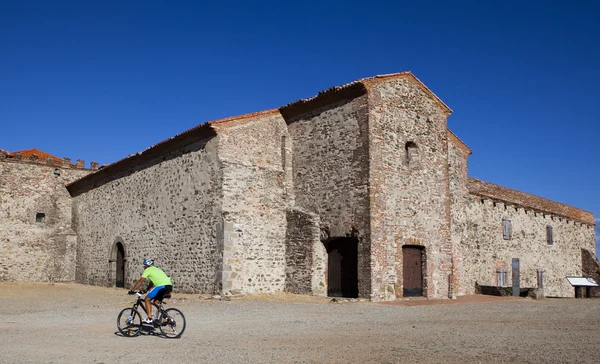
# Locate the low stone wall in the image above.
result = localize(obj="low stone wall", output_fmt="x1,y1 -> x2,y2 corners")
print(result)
475,283 -> 542,299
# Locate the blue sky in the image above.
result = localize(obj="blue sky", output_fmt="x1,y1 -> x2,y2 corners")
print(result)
1,1 -> 598,251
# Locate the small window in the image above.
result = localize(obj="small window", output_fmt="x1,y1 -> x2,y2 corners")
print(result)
405,141 -> 418,166
36,213 -> 46,223
497,268 -> 508,287
503,218 -> 512,240
546,225 -> 553,245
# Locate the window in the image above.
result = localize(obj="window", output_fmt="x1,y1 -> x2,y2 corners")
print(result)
405,141 -> 418,166
546,225 -> 553,245
497,268 -> 508,287
36,213 -> 46,223
503,218 -> 512,240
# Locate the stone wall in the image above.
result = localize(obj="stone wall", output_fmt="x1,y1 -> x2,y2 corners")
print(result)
213,112 -> 289,294
0,160 -> 90,281
366,77 -> 453,300
448,131 -> 471,296
72,138 -> 223,293
581,248 -> 600,297
284,208 -> 325,295
284,94 -> 372,298
458,186 -> 595,297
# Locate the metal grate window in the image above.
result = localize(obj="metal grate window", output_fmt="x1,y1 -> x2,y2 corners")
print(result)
503,218 -> 512,240
546,225 -> 553,245
497,268 -> 508,287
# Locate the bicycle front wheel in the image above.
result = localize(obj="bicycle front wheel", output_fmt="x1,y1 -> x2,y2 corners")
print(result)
159,308 -> 186,338
117,308 -> 142,337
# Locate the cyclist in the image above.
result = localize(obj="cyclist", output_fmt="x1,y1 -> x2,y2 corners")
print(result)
129,258 -> 173,324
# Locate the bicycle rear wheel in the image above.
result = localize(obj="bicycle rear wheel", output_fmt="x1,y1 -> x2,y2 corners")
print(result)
117,308 -> 142,337
159,308 -> 186,338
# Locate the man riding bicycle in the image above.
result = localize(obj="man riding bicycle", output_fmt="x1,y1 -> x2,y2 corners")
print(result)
129,258 -> 173,325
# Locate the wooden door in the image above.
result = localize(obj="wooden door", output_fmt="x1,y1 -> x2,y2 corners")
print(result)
326,238 -> 358,298
403,246 -> 423,297
328,247 -> 342,297
116,243 -> 125,288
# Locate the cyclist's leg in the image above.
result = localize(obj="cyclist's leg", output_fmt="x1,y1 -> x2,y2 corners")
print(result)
145,286 -> 165,321
143,296 -> 153,320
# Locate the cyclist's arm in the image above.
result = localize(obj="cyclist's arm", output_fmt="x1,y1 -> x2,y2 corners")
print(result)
131,277 -> 146,291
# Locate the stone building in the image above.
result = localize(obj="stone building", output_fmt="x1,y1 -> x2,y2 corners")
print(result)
2,72 -> 598,299
0,149 -> 94,281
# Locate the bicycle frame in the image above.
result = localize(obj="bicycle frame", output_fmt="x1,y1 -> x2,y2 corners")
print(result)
131,293 -> 164,319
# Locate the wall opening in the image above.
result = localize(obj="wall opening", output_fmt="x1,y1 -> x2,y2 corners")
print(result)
324,237 -> 358,298
405,141 -> 418,166
109,239 -> 126,288
546,225 -> 553,245
115,242 -> 125,287
36,212 -> 46,223
402,245 -> 425,297
503,218 -> 512,240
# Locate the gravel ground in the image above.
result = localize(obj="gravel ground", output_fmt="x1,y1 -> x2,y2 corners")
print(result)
1,282 -> 599,364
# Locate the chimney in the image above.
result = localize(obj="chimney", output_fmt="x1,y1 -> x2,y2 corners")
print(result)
0,150 -> 7,160
31,153 -> 39,162
13,152 -> 22,160
91,161 -> 99,170
75,159 -> 85,169
62,158 -> 71,167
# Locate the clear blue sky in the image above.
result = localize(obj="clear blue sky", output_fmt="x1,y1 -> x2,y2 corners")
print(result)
1,1 -> 598,249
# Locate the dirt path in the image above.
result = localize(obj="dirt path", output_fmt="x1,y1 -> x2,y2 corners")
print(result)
1,283 -> 599,363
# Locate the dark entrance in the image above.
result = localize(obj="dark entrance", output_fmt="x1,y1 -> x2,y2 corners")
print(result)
403,245 -> 423,297
116,242 -> 125,288
326,238 -> 358,298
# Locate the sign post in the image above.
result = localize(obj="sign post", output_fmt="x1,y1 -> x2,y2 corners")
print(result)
512,258 -> 520,297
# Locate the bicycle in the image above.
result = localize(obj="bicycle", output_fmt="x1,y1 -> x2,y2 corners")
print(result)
117,291 -> 186,338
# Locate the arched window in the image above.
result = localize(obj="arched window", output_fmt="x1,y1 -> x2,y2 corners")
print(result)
405,141 -> 418,166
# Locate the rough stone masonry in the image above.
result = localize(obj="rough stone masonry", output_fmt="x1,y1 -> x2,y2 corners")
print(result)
2,72 -> 597,300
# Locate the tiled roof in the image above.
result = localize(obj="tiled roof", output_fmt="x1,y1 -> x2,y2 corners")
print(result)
67,110 -> 280,196
67,72 -> 454,196
280,71 -> 452,120
9,148 -> 63,163
469,178 -> 594,225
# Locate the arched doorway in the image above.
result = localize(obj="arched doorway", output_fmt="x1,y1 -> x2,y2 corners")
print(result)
403,245 -> 425,297
115,242 -> 125,287
325,238 -> 358,298
109,239 -> 126,288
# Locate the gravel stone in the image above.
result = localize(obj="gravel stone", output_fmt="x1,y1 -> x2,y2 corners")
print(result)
2,283 -> 599,363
